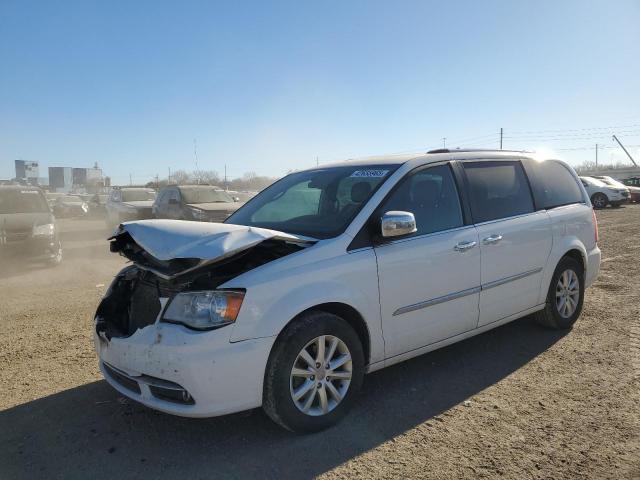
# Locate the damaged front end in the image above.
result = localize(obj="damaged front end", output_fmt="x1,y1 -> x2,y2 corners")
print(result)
95,220 -> 314,340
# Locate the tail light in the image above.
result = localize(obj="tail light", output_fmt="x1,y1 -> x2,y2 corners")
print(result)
592,208 -> 599,244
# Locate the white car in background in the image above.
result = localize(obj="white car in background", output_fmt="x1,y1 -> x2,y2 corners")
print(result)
95,150 -> 601,432
590,175 -> 632,198
579,176 -> 629,209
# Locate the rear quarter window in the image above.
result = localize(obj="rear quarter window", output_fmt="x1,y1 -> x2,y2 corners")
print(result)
463,161 -> 534,223
529,161 -> 584,209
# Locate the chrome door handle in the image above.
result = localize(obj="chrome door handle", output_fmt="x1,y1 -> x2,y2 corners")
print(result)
482,234 -> 503,245
454,240 -> 477,252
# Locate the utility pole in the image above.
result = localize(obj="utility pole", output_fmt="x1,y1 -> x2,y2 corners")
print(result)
316,156 -> 319,167
129,173 -> 132,186
193,138 -> 200,184
224,164 -> 227,191
500,128 -> 503,150
612,135 -> 638,167
595,144 -> 598,169
442,137 -> 446,148
168,167 -> 171,184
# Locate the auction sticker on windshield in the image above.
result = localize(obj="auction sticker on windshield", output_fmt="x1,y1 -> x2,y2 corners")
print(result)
350,169 -> 389,178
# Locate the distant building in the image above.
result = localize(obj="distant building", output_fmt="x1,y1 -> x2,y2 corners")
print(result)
49,167 -> 73,192
15,160 -> 40,185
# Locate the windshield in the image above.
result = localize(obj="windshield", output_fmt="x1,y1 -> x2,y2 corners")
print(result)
0,189 -> 49,214
226,165 -> 398,238
583,177 -> 606,187
597,177 -> 626,188
180,187 -> 234,204
121,189 -> 156,202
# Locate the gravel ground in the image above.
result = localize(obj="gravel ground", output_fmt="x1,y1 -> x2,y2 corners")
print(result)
0,209 -> 639,479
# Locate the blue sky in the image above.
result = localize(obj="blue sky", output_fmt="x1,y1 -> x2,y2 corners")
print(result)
1,0 -> 639,184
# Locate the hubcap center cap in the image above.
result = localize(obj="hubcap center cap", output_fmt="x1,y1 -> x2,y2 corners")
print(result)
316,367 -> 326,381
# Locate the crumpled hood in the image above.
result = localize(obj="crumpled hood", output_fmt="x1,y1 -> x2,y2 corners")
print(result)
186,202 -> 244,211
109,219 -> 314,279
122,200 -> 155,208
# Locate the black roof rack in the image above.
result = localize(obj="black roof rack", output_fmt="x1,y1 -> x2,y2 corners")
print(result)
426,148 -> 450,154
427,148 -> 531,154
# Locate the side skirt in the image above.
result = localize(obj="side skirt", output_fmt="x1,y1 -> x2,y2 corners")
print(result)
365,303 -> 546,373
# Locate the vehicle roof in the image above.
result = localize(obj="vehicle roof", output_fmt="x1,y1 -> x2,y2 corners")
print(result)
315,149 -> 537,170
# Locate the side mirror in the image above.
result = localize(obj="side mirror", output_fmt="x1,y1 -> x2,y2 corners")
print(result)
233,196 -> 240,202
381,211 -> 417,238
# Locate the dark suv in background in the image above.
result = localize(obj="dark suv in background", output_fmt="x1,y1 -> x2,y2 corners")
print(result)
152,185 -> 244,222
0,185 -> 62,265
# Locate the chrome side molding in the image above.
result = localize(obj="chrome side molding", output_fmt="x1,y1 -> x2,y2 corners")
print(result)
393,286 -> 481,316
393,267 -> 543,316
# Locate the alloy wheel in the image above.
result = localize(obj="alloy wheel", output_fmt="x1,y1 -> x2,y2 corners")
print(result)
555,269 -> 580,318
289,335 -> 353,416
593,195 -> 606,208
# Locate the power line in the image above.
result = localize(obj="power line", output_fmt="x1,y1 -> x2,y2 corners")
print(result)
504,129 -> 640,141
557,144 -> 640,151
508,123 -> 640,135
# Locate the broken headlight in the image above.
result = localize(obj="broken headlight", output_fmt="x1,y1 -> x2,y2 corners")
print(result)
162,290 -> 245,330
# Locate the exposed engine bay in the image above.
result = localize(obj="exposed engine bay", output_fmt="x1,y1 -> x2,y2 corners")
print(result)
95,220 -> 313,339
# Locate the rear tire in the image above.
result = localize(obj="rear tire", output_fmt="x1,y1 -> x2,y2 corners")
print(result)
263,311 -> 365,433
591,193 -> 608,209
535,256 -> 584,330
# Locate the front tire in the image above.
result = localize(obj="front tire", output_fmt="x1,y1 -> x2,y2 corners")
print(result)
535,256 -> 584,330
263,311 -> 365,433
591,193 -> 608,209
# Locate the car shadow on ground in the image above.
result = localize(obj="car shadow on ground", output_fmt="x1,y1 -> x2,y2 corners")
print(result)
0,316 -> 568,480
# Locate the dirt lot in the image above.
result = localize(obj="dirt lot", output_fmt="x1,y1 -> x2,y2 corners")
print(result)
1,209 -> 639,479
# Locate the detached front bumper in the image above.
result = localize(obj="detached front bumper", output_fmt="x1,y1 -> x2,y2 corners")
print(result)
95,322 -> 275,417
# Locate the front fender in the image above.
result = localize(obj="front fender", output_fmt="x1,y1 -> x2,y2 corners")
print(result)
229,249 -> 385,364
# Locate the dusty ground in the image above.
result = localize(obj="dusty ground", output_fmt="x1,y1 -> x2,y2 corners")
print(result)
0,209 -> 639,479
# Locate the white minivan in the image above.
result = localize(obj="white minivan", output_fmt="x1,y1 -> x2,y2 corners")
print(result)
95,150 -> 601,432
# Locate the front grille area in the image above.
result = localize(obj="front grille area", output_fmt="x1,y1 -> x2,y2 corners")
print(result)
103,362 -> 141,394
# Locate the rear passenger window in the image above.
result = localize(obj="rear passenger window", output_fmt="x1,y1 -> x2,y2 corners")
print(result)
529,161 -> 584,209
380,164 -> 463,236
463,161 -> 534,223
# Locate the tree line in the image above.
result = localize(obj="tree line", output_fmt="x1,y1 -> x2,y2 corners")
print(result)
145,170 -> 278,192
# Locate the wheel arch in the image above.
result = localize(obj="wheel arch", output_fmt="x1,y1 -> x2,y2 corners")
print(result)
272,302 -> 372,367
538,241 -> 588,305
562,248 -> 586,273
